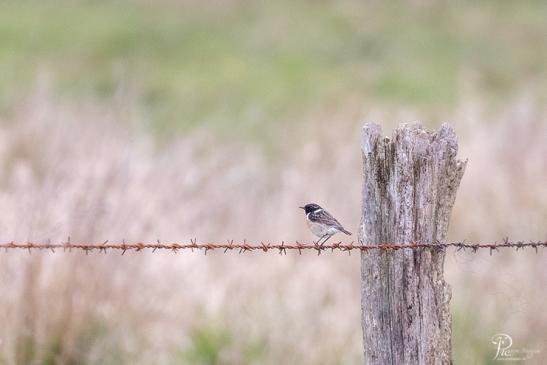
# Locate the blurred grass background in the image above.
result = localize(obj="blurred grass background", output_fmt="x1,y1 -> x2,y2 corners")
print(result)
1,0 -> 546,137
0,1 -> 546,364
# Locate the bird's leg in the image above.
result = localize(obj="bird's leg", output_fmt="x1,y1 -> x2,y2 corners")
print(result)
320,234 -> 334,246
315,234 -> 328,245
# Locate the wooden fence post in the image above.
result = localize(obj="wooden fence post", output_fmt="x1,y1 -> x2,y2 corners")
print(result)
360,123 -> 466,365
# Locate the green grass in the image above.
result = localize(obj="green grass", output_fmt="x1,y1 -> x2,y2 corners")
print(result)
0,0 -> 546,138
11,318 -> 128,365
453,307 -> 500,365
179,325 -> 232,365
173,322 -> 266,365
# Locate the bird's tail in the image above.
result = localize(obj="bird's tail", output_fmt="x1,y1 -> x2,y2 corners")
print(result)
340,228 -> 352,235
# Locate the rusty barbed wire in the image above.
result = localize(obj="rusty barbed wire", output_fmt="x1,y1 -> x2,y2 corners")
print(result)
0,238 -> 545,256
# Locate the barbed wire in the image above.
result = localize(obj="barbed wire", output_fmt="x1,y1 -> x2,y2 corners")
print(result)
0,238 -> 545,256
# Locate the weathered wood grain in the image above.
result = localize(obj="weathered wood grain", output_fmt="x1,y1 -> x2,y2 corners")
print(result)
360,123 -> 466,365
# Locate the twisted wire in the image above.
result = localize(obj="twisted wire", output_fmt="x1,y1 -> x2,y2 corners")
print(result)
0,239 -> 545,255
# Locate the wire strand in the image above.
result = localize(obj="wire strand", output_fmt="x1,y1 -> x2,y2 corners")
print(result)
0,239 -> 545,255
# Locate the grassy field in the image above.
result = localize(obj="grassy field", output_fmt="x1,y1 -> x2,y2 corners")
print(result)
1,0 -> 546,138
0,1 -> 546,364
0,96 -> 545,364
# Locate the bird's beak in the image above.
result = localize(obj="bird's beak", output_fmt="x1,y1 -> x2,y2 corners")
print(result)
299,206 -> 305,210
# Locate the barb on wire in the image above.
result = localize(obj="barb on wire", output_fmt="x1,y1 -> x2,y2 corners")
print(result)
0,240 -> 545,255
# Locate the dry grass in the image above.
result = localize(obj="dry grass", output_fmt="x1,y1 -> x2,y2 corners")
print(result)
0,87 -> 545,364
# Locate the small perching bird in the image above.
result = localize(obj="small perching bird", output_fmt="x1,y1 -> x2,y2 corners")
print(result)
299,203 -> 351,245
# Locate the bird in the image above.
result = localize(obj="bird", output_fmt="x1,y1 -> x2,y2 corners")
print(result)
299,203 -> 351,245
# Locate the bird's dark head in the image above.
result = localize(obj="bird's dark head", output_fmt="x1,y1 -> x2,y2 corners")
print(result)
299,203 -> 323,214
